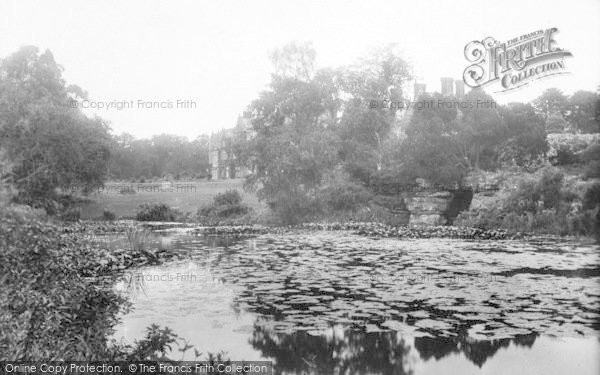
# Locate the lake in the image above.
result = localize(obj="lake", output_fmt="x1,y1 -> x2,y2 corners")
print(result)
111,228 -> 600,374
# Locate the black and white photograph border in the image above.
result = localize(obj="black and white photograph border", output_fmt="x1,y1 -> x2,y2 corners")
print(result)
0,1 -> 599,374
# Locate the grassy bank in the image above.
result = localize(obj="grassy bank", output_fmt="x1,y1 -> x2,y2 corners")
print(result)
76,179 -> 265,220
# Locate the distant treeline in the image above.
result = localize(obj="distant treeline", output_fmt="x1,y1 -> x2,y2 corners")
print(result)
108,133 -> 211,181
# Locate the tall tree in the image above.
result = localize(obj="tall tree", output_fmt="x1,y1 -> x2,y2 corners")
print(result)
532,88 -> 568,121
269,41 -> 316,82
455,88 -> 507,169
498,103 -> 548,166
399,93 -> 465,186
245,43 -> 340,223
336,45 -> 411,182
0,46 -> 112,211
565,90 -> 600,133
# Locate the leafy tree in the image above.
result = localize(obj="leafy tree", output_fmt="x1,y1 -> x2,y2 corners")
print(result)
399,93 -> 466,185
565,90 -> 600,133
545,112 -> 568,133
498,103 -> 548,167
336,45 -> 411,182
583,183 -> 600,210
269,41 -> 316,82
245,43 -> 340,223
0,46 -> 112,211
455,88 -> 507,170
532,88 -> 568,120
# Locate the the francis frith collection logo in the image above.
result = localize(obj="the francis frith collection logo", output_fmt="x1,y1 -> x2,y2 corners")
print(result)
463,28 -> 572,92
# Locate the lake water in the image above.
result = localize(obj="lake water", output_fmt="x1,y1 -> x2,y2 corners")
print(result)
112,229 -> 600,374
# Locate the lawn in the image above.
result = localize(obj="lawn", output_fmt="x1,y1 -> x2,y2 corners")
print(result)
77,179 -> 264,220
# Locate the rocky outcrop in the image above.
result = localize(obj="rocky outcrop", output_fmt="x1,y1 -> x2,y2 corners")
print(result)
373,191 -> 457,226
405,191 -> 452,225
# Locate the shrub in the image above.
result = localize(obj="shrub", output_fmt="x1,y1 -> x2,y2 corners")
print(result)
59,207 -> 81,222
530,209 -> 569,235
547,133 -> 598,158
0,204 -> 127,359
504,170 -> 566,214
136,203 -> 177,222
213,190 -> 243,206
0,203 -> 205,360
583,183 -> 600,210
582,143 -> 600,163
504,179 -> 540,214
198,190 -> 249,220
320,171 -> 372,212
103,210 -> 116,221
267,190 -> 320,225
456,171 -> 596,237
584,161 -> 600,178
454,207 -> 505,231
549,144 -> 580,166
567,210 -> 596,237
538,170 -> 564,210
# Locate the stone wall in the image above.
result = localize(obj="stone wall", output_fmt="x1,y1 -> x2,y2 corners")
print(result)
405,191 -> 452,225
376,191 -> 463,226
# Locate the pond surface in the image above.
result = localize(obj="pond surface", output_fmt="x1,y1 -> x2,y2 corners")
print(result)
112,229 -> 600,374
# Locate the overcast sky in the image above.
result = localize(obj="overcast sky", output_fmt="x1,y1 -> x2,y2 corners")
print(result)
1,0 -> 599,139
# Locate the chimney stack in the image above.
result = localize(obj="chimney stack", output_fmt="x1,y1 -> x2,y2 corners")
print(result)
441,77 -> 454,96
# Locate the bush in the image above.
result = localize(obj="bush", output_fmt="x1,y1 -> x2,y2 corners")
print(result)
530,209 -> 569,235
136,203 -> 177,221
103,210 -> 116,221
547,133 -> 598,161
504,170 -> 566,214
213,190 -> 243,206
582,143 -> 600,163
456,170 -> 597,237
454,207 -> 506,231
504,179 -> 540,214
0,204 -> 127,359
549,144 -> 580,166
198,190 -> 249,220
266,190 -> 320,225
582,144 -> 600,178
320,171 -> 372,212
59,207 -> 81,222
567,210 -> 596,237
538,170 -> 565,210
583,183 -> 600,210
584,161 -> 600,178
0,203 -> 206,360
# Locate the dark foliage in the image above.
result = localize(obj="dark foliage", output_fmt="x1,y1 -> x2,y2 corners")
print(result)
103,210 -> 116,221
198,190 -> 249,219
136,203 -> 177,222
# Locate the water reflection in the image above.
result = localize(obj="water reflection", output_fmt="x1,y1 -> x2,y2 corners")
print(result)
251,324 -> 413,375
249,324 -> 542,374
413,331 -> 536,367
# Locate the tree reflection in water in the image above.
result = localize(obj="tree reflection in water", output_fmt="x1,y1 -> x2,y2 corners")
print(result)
414,330 -> 537,368
250,324 -> 413,375
250,323 -> 539,374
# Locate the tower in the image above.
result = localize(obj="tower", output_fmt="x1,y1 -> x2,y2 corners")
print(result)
454,80 -> 465,98
441,77 -> 454,96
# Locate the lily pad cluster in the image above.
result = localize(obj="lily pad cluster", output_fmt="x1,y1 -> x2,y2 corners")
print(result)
300,222 -> 511,240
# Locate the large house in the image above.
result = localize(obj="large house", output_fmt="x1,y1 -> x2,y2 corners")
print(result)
208,116 -> 253,179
